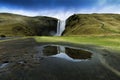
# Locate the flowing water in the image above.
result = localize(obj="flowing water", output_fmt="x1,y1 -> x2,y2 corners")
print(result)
56,20 -> 66,36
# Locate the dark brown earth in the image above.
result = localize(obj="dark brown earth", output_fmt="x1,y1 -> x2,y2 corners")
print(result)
0,38 -> 120,80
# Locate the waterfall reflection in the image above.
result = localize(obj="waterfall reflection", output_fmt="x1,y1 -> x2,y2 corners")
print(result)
40,45 -> 92,62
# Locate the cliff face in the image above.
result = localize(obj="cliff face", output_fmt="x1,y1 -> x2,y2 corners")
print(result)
0,13 -> 58,36
63,14 -> 120,36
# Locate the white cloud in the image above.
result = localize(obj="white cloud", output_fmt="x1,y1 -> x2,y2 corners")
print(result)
0,5 -> 120,21
0,7 -> 39,16
95,5 -> 120,13
0,7 -> 74,20
36,10 -> 74,20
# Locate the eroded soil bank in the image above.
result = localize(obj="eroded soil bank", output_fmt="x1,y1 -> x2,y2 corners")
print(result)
0,38 -> 120,80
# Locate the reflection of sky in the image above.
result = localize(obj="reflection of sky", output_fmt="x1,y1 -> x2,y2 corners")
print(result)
51,46 -> 89,62
0,0 -> 120,20
52,52 -> 74,60
51,52 -> 84,62
0,63 -> 9,68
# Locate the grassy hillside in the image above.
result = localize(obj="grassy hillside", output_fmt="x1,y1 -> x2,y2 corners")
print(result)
63,14 -> 120,36
0,13 -> 58,36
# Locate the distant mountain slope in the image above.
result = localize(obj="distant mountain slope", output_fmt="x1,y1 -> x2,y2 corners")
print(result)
63,14 -> 120,36
0,13 -> 57,36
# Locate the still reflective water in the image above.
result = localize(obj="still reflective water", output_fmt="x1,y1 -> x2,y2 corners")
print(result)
36,45 -> 93,62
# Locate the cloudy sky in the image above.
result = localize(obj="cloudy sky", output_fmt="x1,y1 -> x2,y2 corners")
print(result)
0,0 -> 120,20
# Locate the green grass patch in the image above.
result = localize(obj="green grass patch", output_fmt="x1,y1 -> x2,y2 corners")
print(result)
34,35 -> 120,51
0,35 -> 119,51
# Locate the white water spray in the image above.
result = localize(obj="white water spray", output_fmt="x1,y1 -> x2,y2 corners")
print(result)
56,20 -> 66,36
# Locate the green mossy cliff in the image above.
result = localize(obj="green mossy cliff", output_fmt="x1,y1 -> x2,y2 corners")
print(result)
0,13 -> 57,36
63,14 -> 120,36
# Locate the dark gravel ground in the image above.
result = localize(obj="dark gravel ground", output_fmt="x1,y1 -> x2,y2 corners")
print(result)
0,38 -> 120,80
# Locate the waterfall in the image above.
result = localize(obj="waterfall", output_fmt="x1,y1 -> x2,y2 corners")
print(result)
54,46 -> 73,60
57,46 -> 65,53
56,20 -> 66,36
56,20 -> 60,36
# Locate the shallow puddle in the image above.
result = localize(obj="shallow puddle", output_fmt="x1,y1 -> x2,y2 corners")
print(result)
0,61 -> 9,68
37,45 -> 93,62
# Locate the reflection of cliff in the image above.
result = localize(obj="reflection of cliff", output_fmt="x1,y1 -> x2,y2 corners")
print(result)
65,47 -> 92,59
42,45 -> 92,60
43,46 -> 58,56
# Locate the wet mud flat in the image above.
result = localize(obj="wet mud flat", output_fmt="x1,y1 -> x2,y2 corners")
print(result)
0,38 -> 120,80
0,37 -> 21,40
